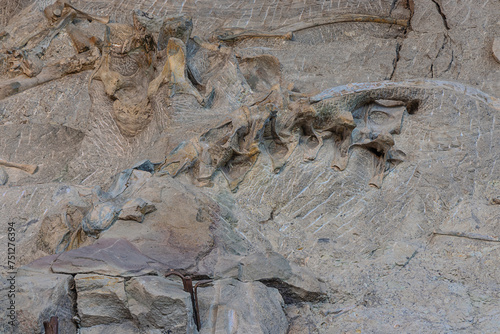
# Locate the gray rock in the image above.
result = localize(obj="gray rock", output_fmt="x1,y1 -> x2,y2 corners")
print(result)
238,251 -> 292,282
238,252 -> 326,303
17,254 -> 59,275
198,278 -> 288,334
132,159 -> 156,173
75,274 -> 131,327
126,276 -> 197,334
82,202 -> 121,236
102,177 -> 217,273
2,0 -> 500,333
0,166 -> 8,185
51,238 -> 162,276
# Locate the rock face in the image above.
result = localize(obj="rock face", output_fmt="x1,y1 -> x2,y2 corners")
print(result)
126,276 -> 198,333
198,279 -> 289,334
75,274 -> 131,327
1,0 -> 500,333
0,273 -> 77,334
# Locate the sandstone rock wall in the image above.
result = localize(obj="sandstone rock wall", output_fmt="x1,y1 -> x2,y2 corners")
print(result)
0,0 -> 499,333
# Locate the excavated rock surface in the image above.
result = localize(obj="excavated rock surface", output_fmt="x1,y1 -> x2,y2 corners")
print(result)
0,0 -> 499,333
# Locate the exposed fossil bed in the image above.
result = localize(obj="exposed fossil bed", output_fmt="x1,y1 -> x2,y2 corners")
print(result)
0,0 -> 499,333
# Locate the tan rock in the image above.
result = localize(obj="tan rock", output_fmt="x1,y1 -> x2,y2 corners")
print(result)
126,276 -> 197,333
75,274 -> 131,327
118,198 -> 156,222
198,278 -> 288,334
493,38 -> 500,63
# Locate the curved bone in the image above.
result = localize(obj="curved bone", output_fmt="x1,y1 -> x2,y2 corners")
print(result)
215,14 -> 408,43
310,79 -> 500,111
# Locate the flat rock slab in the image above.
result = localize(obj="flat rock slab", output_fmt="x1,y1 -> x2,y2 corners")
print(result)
51,238 -> 165,276
17,253 -> 60,275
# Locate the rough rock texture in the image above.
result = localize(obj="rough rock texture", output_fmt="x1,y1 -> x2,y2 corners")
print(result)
1,0 -> 499,333
75,274 -> 131,327
0,272 -> 76,334
51,238 -> 162,277
197,278 -> 289,334
126,276 -> 198,333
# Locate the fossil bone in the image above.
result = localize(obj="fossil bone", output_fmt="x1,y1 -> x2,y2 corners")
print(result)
158,102 -> 275,190
148,37 -> 204,104
0,47 -> 100,100
349,100 -> 407,188
1,2 -> 106,98
0,159 -> 38,174
215,14 -> 408,43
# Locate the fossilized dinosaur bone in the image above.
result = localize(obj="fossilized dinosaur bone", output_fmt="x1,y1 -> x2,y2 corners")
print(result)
0,159 -> 38,174
44,0 -> 109,25
349,100 -> 406,188
159,77 -> 500,191
158,101 -> 275,190
148,37 -> 204,104
0,2 -> 107,100
89,12 -> 208,136
265,96 -> 357,172
157,84 -> 359,188
308,79 -> 500,187
309,79 -> 500,111
88,14 -> 160,137
215,14 -> 409,42
215,29 -> 293,42
0,47 -> 100,100
13,1 -> 108,62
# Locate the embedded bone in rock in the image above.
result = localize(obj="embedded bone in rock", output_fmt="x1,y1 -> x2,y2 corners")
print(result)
158,14 -> 193,48
81,202 -> 121,237
148,37 -> 204,104
350,99 -> 408,188
91,22 -> 156,137
158,102 -> 273,189
2,1 -> 500,333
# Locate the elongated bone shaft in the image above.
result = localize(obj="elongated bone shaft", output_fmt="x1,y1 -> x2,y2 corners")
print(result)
0,159 -> 38,174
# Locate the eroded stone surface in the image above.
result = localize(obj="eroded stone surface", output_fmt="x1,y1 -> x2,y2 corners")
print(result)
75,274 -> 131,327
126,276 -> 197,333
198,278 -> 288,334
0,273 -> 76,334
51,238 -> 162,276
1,0 -> 500,333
